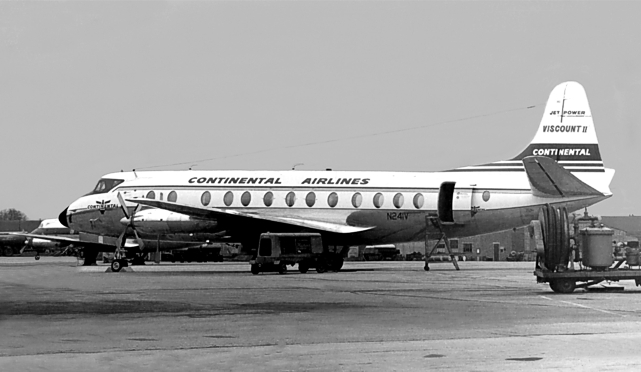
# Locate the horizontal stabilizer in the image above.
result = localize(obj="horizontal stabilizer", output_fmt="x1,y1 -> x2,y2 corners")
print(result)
126,198 -> 375,234
522,156 -> 603,197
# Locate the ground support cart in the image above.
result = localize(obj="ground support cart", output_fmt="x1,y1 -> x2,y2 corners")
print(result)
535,260 -> 641,293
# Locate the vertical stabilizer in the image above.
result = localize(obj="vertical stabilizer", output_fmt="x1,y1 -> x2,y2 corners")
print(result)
512,81 -> 602,165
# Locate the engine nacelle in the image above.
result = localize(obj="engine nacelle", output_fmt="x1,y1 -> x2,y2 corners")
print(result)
124,209 -> 218,234
29,238 -> 63,249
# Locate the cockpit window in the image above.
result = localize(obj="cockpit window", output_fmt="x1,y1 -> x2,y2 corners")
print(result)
86,178 -> 125,195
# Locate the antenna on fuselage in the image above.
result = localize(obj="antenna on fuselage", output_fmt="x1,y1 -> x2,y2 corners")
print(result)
292,163 -> 304,170
132,169 -> 138,178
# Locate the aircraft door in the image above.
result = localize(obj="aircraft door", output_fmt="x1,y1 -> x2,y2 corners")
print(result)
438,182 -> 473,224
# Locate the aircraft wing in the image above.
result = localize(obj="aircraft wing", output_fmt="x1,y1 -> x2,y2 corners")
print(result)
10,233 -> 139,249
126,198 -> 375,234
522,156 -> 603,197
10,232 -> 79,244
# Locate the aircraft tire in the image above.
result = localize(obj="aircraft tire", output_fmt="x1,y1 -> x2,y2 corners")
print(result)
424,263 -> 430,271
545,204 -> 558,270
278,264 -> 287,275
559,207 -> 570,268
35,255 -> 40,261
538,206 -> 548,266
250,264 -> 260,275
3,247 -> 14,257
299,263 -> 309,274
111,260 -> 122,272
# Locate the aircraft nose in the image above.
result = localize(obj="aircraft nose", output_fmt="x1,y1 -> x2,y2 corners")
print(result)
58,207 -> 69,228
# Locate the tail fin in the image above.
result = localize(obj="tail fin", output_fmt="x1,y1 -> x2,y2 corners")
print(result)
512,81 -> 603,169
512,81 -> 614,197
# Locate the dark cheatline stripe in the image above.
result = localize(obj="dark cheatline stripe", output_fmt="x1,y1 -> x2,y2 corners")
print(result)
445,168 -> 525,172
476,163 -> 523,167
446,168 -> 605,173
476,161 -> 603,168
557,162 -> 604,166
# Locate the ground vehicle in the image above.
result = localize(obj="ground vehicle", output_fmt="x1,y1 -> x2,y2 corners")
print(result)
249,233 -> 343,274
363,245 -> 400,261
0,233 -> 26,256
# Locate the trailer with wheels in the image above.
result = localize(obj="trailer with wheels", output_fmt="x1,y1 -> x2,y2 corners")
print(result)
534,204 -> 641,294
535,263 -> 641,294
249,232 -> 342,275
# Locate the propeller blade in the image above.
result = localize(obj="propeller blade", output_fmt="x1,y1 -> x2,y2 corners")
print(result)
130,204 -> 142,225
132,229 -> 145,251
115,229 -> 127,250
117,192 -> 130,220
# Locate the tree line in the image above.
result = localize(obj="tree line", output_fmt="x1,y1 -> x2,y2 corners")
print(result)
0,209 -> 28,221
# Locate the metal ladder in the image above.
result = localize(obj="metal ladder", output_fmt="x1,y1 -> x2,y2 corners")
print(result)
424,215 -> 460,271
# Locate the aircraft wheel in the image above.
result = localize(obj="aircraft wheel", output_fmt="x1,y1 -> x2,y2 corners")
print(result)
316,262 -> 327,273
299,263 -> 309,274
111,260 -> 122,272
250,264 -> 260,275
278,264 -> 287,275
3,247 -> 14,257
424,263 -> 430,271
35,255 -> 40,261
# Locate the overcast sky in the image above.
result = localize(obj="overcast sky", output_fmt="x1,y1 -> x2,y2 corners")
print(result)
1,1 -> 639,220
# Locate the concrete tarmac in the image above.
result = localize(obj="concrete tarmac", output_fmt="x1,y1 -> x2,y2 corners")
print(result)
2,257 -> 641,371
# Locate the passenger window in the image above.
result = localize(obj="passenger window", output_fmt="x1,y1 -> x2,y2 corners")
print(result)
327,192 -> 338,208
393,193 -> 404,209
146,191 -> 156,200
352,193 -> 362,208
306,192 -> 316,207
241,191 -> 251,206
201,191 -> 211,206
263,192 -> 273,207
373,193 -> 384,208
224,191 -> 234,206
168,191 -> 177,203
286,192 -> 296,207
413,193 -> 424,209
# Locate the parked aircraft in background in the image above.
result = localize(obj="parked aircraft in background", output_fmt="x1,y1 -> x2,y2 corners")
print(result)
57,81 -> 614,271
1,219 -> 76,258
16,219 -> 228,266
